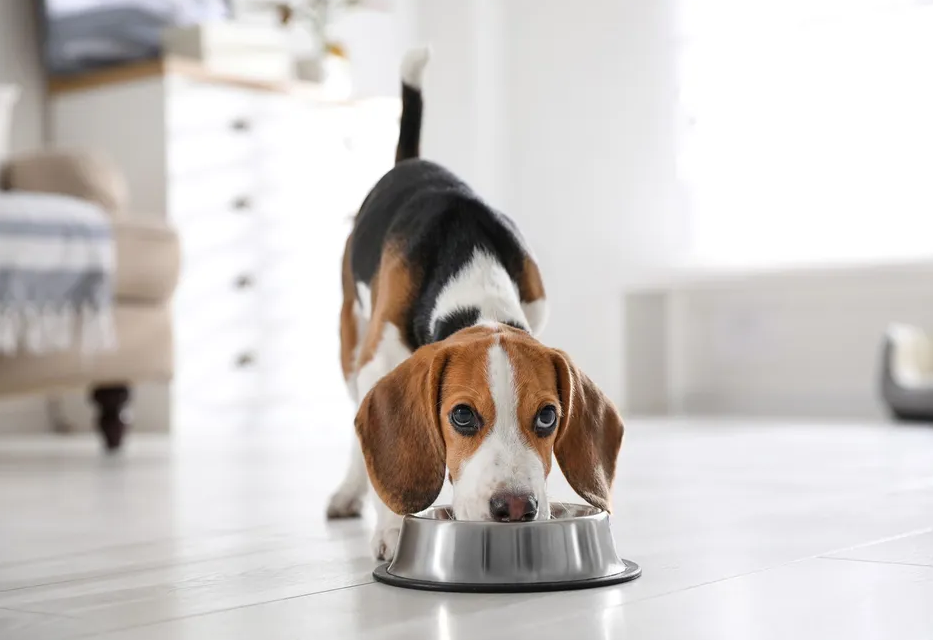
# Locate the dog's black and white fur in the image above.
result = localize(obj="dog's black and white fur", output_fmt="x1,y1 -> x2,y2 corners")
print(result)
327,47 -> 558,560
348,58 -> 547,350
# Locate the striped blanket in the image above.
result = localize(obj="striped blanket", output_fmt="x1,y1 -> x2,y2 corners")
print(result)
0,192 -> 116,356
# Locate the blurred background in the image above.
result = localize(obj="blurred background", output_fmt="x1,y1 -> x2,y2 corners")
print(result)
2,0 -> 933,443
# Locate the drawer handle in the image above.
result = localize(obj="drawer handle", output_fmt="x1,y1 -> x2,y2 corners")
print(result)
234,274 -> 255,290
235,351 -> 256,368
232,196 -> 252,211
231,118 -> 252,132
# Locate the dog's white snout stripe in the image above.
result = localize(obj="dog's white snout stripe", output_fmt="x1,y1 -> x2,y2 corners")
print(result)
451,340 -> 549,521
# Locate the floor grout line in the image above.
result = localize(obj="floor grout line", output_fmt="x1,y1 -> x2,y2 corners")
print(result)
67,579 -> 378,640
0,523 -> 342,570
505,525 -> 933,630
0,536 -> 370,595
631,526 -> 933,606
0,605 -> 82,620
817,555 -> 933,570
814,525 -> 933,558
0,531 -> 263,570
496,544 -> 933,634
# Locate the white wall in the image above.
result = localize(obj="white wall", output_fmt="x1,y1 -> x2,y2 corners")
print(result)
0,2 -> 44,152
411,0 -> 506,206
349,0 -> 933,413
505,0 -> 688,408
408,0 -> 688,406
623,260 -> 933,419
678,2 -> 933,270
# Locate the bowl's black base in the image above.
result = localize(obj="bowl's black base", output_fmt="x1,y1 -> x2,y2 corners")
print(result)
372,559 -> 642,593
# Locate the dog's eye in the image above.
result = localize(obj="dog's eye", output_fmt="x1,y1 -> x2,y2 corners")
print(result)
534,405 -> 558,435
450,404 -> 480,434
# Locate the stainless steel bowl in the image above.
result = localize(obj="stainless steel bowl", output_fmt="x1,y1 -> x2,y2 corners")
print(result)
373,503 -> 641,593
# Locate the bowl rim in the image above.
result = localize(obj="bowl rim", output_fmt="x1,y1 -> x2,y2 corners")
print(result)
407,502 -> 607,526
375,559 -> 642,593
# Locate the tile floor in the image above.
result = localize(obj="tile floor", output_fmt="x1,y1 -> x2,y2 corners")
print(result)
1,415 -> 932,639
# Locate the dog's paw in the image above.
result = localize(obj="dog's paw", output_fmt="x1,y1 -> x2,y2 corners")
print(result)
371,526 -> 401,561
326,492 -> 364,519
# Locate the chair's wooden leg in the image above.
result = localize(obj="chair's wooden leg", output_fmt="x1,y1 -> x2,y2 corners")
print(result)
91,385 -> 131,452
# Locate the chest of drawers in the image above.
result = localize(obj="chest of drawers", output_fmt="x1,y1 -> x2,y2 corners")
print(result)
50,59 -> 399,429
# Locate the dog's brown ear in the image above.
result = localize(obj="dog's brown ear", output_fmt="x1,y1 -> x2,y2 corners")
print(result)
355,343 -> 448,515
551,351 -> 624,512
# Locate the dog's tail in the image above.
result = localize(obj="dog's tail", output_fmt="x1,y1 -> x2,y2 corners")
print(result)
396,46 -> 430,164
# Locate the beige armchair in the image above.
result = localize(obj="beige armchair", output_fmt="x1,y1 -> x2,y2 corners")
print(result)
0,150 -> 179,450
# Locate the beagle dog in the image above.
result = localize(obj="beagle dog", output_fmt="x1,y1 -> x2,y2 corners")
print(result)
326,47 -> 624,561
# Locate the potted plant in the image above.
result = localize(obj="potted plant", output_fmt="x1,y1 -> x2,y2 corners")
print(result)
274,0 -> 362,93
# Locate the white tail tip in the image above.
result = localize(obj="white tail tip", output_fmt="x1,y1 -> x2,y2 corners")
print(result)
401,45 -> 431,90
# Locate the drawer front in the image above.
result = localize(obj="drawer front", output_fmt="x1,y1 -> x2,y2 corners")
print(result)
175,364 -> 262,410
174,313 -> 262,408
167,123 -> 255,179
175,323 -> 260,380
259,256 -> 342,321
174,241 -> 260,311
164,92 -> 403,414
174,401 -> 264,432
166,79 -> 262,179
249,105 -> 372,217
167,79 -> 259,138
169,165 -> 258,221
174,210 -> 258,271
175,286 -> 259,350
258,359 -> 347,406
256,327 -> 346,406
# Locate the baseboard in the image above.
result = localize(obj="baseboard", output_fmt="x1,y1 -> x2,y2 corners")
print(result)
0,382 -> 171,435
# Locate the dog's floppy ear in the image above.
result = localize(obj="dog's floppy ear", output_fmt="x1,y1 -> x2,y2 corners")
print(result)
355,343 -> 448,515
551,351 -> 624,512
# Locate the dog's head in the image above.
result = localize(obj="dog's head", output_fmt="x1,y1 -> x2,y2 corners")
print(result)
355,323 -> 624,521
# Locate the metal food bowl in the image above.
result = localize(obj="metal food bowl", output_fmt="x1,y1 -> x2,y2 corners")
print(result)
373,503 -> 641,593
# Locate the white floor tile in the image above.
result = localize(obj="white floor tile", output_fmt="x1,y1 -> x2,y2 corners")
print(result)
1,416 -> 932,639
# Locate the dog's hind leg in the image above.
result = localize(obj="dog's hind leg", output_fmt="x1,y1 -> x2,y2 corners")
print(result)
327,239 -> 371,520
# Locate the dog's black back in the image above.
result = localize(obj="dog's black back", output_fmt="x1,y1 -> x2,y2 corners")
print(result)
350,158 -> 532,349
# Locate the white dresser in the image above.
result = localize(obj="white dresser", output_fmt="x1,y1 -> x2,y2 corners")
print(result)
49,58 -> 399,430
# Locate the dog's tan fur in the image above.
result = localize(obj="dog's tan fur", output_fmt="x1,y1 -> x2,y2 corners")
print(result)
519,256 -> 546,303
353,324 -> 624,515
339,233 -> 358,382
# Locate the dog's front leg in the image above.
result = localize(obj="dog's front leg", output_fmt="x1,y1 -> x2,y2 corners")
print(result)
353,321 -> 412,561
371,498 -> 404,561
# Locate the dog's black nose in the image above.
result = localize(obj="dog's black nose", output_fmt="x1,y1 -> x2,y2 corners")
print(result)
489,493 -> 538,522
